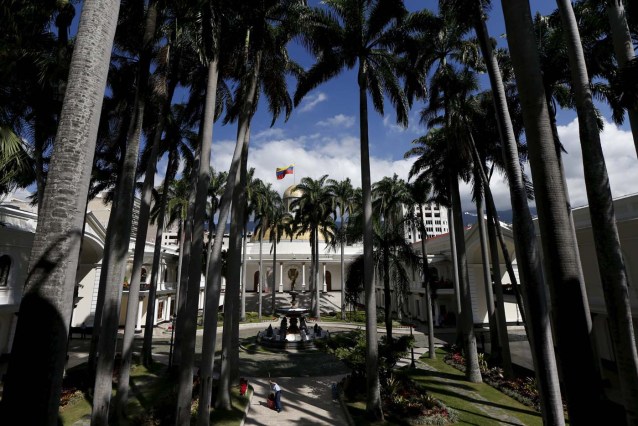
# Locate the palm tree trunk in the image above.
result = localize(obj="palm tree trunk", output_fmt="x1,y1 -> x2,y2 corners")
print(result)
201,48 -> 261,417
0,1 -> 119,422
91,0 -> 156,418
475,175 -> 500,359
448,207 -> 462,340
485,203 -> 513,377
501,3 -> 599,423
172,194 -> 194,370
142,149 -> 177,366
216,139 -> 249,411
358,62 -> 383,421
240,224 -> 248,321
557,2 -> 638,421
340,236 -> 346,320
449,172 -> 482,383
141,57 -> 180,367
606,0 -> 638,155
113,3 -> 159,413
258,231 -> 264,320
174,56 -> 219,425
309,231 -> 316,313
315,227 -> 321,318
418,218 -> 435,359
473,6 -> 559,410
272,232 -> 278,313
383,245 -> 392,342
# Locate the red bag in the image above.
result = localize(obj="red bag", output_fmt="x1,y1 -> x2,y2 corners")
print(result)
267,393 -> 275,409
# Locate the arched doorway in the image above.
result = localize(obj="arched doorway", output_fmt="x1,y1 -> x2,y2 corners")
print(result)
326,271 -> 332,291
253,271 -> 259,292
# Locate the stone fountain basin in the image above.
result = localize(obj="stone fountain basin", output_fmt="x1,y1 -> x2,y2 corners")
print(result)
275,307 -> 310,316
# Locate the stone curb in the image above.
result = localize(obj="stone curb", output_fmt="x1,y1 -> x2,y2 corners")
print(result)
337,385 -> 355,426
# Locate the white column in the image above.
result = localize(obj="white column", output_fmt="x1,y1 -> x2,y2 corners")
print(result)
136,298 -> 144,331
302,263 -> 306,292
322,263 -> 327,292
166,296 -> 172,317
279,262 -> 284,292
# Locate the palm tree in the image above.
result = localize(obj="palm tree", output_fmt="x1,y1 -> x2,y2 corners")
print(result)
406,124 -> 481,384
605,0 -> 638,155
202,0 -> 306,414
406,180 -> 435,359
142,148 -> 180,366
500,3 -> 600,424
174,0 -> 226,421
253,183 -> 276,320
0,0 -> 120,423
294,1 -> 416,417
372,174 -> 411,341
91,1 -> 160,419
267,192 -> 293,313
327,178 -> 355,320
555,1 -> 638,421
291,175 -> 335,318
240,169 -> 261,321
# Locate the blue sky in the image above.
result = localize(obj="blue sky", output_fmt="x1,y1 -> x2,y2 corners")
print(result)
14,1 -> 637,214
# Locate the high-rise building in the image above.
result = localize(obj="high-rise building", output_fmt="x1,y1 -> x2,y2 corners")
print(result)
402,202 -> 449,243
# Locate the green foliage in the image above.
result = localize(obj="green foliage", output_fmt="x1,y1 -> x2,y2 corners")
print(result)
324,330 -> 412,382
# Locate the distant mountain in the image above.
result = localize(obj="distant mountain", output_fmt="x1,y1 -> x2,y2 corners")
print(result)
463,207 -> 537,226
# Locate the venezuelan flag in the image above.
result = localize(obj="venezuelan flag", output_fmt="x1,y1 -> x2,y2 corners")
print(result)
276,164 -> 294,180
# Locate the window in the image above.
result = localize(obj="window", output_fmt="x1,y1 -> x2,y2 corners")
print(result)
0,255 -> 10,287
141,267 -> 148,283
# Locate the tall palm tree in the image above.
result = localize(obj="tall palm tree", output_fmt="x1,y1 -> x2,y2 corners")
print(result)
240,169 -> 261,321
555,1 -> 638,421
253,183 -> 276,320
500,3 -> 600,424
605,0 -> 638,155
372,174 -> 412,340
291,175 -> 335,318
91,1 -> 160,420
327,177 -> 355,320
267,192 -> 293,313
406,180 -> 436,359
202,0 -> 306,415
294,1 -> 416,417
0,0 -> 120,423
174,0 -> 226,422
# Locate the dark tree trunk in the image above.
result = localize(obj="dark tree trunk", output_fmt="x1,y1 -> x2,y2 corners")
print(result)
557,1 -> 638,421
0,1 -> 120,422
501,2 -> 599,423
359,61 -> 383,421
449,172 -> 482,383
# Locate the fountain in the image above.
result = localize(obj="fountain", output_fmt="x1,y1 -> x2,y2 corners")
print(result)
257,289 -> 328,349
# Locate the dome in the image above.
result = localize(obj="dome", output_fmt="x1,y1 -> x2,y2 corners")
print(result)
283,185 -> 302,200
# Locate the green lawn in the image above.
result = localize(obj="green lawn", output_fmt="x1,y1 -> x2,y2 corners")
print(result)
408,349 -> 543,425
209,385 -> 253,426
342,349 -> 544,425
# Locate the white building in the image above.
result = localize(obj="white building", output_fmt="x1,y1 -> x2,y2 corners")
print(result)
0,195 -> 180,357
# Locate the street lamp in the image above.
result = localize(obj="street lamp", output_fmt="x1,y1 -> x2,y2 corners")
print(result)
168,314 -> 176,368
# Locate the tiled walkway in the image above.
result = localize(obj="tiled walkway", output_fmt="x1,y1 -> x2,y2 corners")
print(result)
245,375 -> 349,426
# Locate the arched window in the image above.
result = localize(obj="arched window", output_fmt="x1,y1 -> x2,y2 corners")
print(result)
141,267 -> 148,283
0,255 -> 10,287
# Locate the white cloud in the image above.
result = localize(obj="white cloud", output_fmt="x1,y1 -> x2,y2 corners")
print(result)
316,114 -> 355,128
455,118 -> 638,213
298,92 -> 327,113
253,127 -> 286,140
210,133 -> 412,196
558,118 -> 638,208
204,117 -> 637,218
383,111 -> 424,135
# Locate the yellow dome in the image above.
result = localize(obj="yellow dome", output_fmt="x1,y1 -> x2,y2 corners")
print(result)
283,185 -> 302,199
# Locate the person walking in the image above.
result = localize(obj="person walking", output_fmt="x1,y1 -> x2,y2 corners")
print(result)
269,380 -> 282,413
